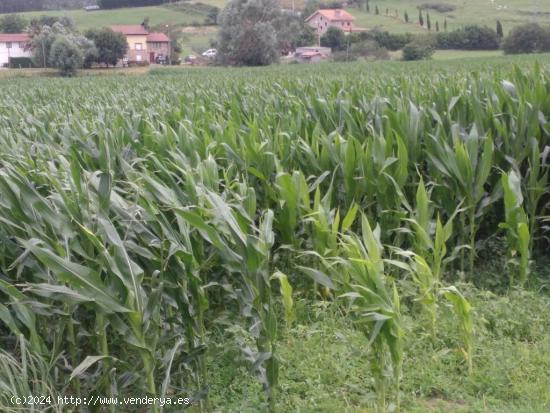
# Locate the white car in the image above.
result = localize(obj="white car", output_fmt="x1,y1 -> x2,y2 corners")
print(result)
202,49 -> 217,58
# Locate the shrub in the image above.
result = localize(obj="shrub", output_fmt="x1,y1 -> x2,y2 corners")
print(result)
350,40 -> 389,60
320,26 -> 346,51
437,25 -> 499,50
48,36 -> 83,76
331,51 -> 358,62
9,57 -> 34,68
368,31 -> 412,51
420,2 -> 456,13
402,37 -> 435,60
502,24 -> 550,55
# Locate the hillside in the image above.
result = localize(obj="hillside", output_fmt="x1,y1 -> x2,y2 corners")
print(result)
2,0 -> 550,33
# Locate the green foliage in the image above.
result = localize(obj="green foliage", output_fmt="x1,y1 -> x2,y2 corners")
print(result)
320,26 -> 346,51
500,171 -> 530,286
218,0 -> 281,66
496,20 -> 503,39
8,57 -> 34,68
502,23 -> 550,54
48,36 -> 83,76
0,14 -> 27,33
0,58 -> 549,413
85,27 -> 128,66
402,37 -> 435,60
437,25 -> 500,50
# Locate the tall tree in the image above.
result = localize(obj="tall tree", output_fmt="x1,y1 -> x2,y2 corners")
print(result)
419,9 -> 424,27
85,28 -> 128,67
496,20 -> 503,39
404,11 -> 409,23
218,0 -> 281,66
427,12 -> 431,30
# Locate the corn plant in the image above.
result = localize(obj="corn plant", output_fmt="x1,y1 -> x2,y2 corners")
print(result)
500,170 -> 531,286
339,215 -> 403,413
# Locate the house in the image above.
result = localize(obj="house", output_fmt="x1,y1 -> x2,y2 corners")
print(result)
305,9 -> 366,36
146,32 -> 171,64
0,33 -> 31,67
295,46 -> 331,63
111,25 -> 149,63
111,25 -> 171,64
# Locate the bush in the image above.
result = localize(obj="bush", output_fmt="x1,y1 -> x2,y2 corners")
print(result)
49,36 -> 83,76
320,26 -> 346,51
9,57 -> 34,68
368,31 -> 412,51
350,40 -> 389,60
402,37 -> 435,60
502,24 -> 550,55
331,51 -> 358,62
437,25 -> 499,50
420,2 -> 456,13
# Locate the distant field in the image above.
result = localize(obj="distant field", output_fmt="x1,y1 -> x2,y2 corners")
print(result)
0,4 -> 209,30
349,0 -> 550,34
2,0 -> 549,34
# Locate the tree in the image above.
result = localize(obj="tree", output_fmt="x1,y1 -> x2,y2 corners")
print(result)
502,23 -> 550,54
436,21 -> 439,32
85,28 -> 128,66
375,5 -> 379,15
366,0 -> 369,13
404,11 -> 409,23
402,37 -> 435,60
427,12 -> 431,30
496,20 -> 503,39
418,9 -> 424,27
0,14 -> 27,33
141,17 -> 150,31
49,36 -> 83,76
218,0 -> 281,66
320,26 -> 346,51
436,25 -> 499,50
444,18 -> 447,31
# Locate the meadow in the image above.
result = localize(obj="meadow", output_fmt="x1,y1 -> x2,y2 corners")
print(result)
0,54 -> 550,412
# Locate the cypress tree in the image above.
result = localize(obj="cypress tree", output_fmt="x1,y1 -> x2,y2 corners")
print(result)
404,11 -> 409,23
427,12 -> 431,30
366,0 -> 370,13
375,5 -> 379,15
419,9 -> 424,27
436,21 -> 439,32
496,20 -> 503,38
444,18 -> 447,31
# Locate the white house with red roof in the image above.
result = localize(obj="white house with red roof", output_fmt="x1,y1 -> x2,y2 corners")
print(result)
0,33 -> 31,67
305,9 -> 366,36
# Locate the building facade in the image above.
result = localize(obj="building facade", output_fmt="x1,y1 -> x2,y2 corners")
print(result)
0,33 -> 31,67
111,25 -> 171,64
305,9 -> 355,36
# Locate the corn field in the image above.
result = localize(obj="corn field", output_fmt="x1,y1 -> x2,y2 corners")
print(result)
0,60 -> 549,412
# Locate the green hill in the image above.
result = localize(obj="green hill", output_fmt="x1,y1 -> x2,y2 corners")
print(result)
1,0 -> 549,39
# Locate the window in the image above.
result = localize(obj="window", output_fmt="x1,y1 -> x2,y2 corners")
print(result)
6,42 -> 11,49
136,55 -> 142,61
135,43 -> 143,50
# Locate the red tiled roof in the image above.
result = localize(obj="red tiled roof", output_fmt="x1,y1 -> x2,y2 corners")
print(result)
0,33 -> 31,42
110,25 -> 148,35
305,9 -> 355,22
146,32 -> 170,42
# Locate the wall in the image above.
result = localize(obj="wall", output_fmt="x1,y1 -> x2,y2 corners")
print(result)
0,41 -> 31,67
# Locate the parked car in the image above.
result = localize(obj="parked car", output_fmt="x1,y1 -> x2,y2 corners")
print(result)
185,55 -> 197,63
201,49 -> 217,58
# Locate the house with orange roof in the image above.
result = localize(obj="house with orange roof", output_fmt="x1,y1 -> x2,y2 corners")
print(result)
304,9 -> 366,36
0,33 -> 31,67
110,25 -> 171,64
